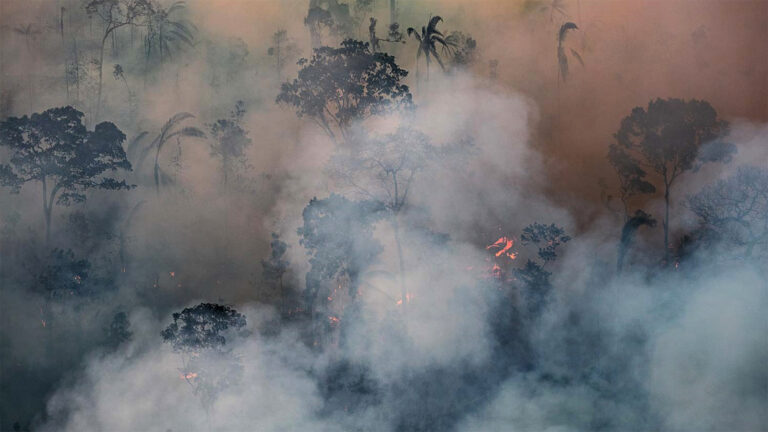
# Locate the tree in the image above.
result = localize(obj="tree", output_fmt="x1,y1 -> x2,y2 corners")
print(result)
85,0 -> 152,121
514,223 -> 571,317
268,29 -> 300,81
207,101 -> 251,188
557,22 -> 583,83
112,64 -> 136,121
104,311 -> 132,350
608,98 -> 735,262
328,126 -> 437,310
368,17 -> 405,53
298,195 -> 384,340
161,303 -> 247,411
134,112 -> 205,194
13,23 -> 42,112
407,16 -> 456,82
0,106 -> 133,243
261,232 -> 291,312
37,248 -> 91,298
616,209 -> 657,272
276,39 -> 412,145
522,0 -> 568,21
144,1 -> 196,67
445,31 -> 478,68
687,166 -> 768,258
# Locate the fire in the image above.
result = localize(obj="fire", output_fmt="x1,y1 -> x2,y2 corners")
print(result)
180,372 -> 198,380
396,293 -> 414,305
328,316 -> 340,325
169,271 -> 175,277
41,320 -> 46,328
487,236 -> 517,260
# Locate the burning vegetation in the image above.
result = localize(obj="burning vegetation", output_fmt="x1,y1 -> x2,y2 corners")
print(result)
0,0 -> 767,431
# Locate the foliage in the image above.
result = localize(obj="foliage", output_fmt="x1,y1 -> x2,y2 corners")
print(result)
298,194 -> 385,309
144,1 -> 196,65
407,16 -> 457,79
207,101 -> 251,187
688,166 -> 768,257
277,39 -> 412,144
161,303 -> 247,353
329,126 -> 436,213
557,22 -> 582,83
268,29 -> 300,79
445,31 -> 478,67
608,98 -> 734,258
37,248 -> 91,298
617,209 -> 657,271
104,311 -> 132,350
0,106 -> 132,241
519,222 -> 572,262
262,232 -> 290,287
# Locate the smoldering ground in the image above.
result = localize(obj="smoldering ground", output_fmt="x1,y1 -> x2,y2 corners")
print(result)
1,0 -> 767,431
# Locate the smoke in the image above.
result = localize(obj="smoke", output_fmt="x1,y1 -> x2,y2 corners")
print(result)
1,0 -> 767,431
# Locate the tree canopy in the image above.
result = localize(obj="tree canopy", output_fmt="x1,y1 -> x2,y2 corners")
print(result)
276,39 -> 412,144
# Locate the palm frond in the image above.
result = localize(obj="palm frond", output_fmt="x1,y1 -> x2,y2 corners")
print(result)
558,46 -> 568,81
570,48 -> 584,67
427,16 -> 443,33
558,22 -> 578,43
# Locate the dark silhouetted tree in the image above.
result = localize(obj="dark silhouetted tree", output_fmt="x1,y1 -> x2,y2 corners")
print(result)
445,31 -> 478,68
609,98 -> 735,262
161,303 -> 247,411
557,22 -> 582,83
0,106 -> 133,243
85,0 -> 152,121
262,232 -> 291,312
277,39 -> 412,145
617,209 -> 657,271
104,311 -> 132,350
407,16 -> 456,82
515,223 -> 571,316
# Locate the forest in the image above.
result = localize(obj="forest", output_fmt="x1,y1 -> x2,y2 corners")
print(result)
0,0 -> 766,431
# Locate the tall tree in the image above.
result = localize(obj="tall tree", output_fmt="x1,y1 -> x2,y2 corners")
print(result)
328,126 -> 438,312
85,0 -> 152,122
0,106 -> 133,243
144,1 -> 196,67
407,16 -> 456,82
277,39 -> 412,145
13,23 -> 42,112
608,98 -> 735,262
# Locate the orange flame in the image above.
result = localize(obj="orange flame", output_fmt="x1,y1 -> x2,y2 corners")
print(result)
180,372 -> 198,380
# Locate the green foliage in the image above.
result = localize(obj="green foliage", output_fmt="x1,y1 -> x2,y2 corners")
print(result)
520,222 -> 572,262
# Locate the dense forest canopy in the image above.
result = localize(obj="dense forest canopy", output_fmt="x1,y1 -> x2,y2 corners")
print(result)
0,0 -> 766,431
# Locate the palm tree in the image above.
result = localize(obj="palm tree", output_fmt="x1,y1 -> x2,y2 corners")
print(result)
135,113 -> 205,194
557,22 -> 583,83
407,16 -> 456,83
145,1 -> 196,67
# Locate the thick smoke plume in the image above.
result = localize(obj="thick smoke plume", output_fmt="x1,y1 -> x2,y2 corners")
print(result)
1,1 -> 766,431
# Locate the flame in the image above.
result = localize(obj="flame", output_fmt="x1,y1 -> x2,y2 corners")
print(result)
487,236 -> 516,260
396,293 -> 414,306
41,320 -> 46,328
180,372 -> 198,380
169,271 -> 175,278
328,316 -> 340,324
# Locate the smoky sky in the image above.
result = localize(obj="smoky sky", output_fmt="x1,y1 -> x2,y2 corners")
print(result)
0,1 -> 767,431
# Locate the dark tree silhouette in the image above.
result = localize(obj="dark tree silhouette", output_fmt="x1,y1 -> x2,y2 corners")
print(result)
208,101 -> 251,188
104,311 -> 132,350
276,39 -> 412,145
0,106 -> 133,243
262,232 -> 291,313
144,1 -> 195,66
161,303 -> 247,411
557,22 -> 582,83
515,223 -> 571,317
617,209 -> 657,271
84,0 -> 152,121
445,31 -> 478,68
407,16 -> 456,82
688,166 -> 768,258
608,98 -> 735,262
37,248 -> 91,298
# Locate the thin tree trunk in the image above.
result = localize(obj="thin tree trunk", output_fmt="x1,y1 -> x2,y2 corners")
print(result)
96,33 -> 108,122
663,183 -> 670,263
390,0 -> 396,25
392,214 -> 406,314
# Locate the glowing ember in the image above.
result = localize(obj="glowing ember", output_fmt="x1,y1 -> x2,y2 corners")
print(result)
328,316 -> 340,324
41,320 -> 46,328
169,271 -> 175,277
180,372 -> 198,380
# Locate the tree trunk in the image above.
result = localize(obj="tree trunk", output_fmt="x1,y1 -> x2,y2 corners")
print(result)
390,0 -> 396,25
96,33 -> 108,122
154,150 -> 161,194
663,183 -> 670,263
392,215 -> 407,314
